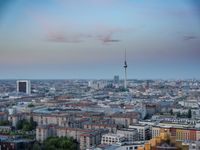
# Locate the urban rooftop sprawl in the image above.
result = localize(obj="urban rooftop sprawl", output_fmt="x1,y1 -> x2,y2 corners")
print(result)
0,78 -> 200,150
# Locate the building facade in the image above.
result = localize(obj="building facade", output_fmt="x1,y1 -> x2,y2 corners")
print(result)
101,133 -> 126,145
117,128 -> 138,142
129,124 -> 150,141
17,80 -> 31,95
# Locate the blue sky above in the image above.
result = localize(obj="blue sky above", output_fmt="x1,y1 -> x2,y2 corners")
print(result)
0,0 -> 200,79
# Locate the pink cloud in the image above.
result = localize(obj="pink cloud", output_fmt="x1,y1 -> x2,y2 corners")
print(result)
183,35 -> 197,41
27,10 -> 123,44
97,32 -> 120,43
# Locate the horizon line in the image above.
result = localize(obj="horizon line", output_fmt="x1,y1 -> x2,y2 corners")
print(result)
0,78 -> 199,81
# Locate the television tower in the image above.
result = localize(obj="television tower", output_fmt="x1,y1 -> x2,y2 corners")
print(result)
124,49 -> 128,89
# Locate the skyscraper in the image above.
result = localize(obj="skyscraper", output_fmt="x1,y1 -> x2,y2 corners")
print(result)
124,50 -> 128,89
17,80 -> 31,95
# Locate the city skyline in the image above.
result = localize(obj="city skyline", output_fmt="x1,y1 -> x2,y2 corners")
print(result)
0,0 -> 200,79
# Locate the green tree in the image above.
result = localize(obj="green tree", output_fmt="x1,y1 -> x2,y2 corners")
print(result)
30,117 -> 37,130
177,112 -> 181,118
16,118 -> 37,131
43,137 -> 78,150
32,142 -> 41,150
144,114 -> 150,120
16,120 -> 24,130
188,109 -> 192,118
120,103 -> 125,108
23,122 -> 32,131
0,120 -> 10,126
170,109 -> 173,115
28,103 -> 35,107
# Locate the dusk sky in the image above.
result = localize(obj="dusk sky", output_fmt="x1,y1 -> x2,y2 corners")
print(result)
0,0 -> 200,79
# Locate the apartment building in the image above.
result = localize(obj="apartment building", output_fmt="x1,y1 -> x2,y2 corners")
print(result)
117,128 -> 138,142
36,125 -> 108,149
129,124 -> 150,141
83,124 -> 117,133
101,133 -> 126,145
36,124 -> 57,142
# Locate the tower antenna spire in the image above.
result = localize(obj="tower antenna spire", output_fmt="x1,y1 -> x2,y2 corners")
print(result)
125,49 -> 126,62
124,49 -> 128,89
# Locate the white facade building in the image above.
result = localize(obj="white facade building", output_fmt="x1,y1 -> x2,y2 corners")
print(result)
17,80 -> 31,95
101,134 -> 126,145
129,124 -> 150,141
117,128 -> 138,142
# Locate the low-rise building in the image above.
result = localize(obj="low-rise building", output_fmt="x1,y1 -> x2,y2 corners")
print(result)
84,124 -> 117,133
94,141 -> 145,150
0,126 -> 12,133
80,132 -> 102,150
129,124 -> 150,141
0,112 -> 8,121
117,128 -> 138,142
0,136 -> 34,150
152,125 -> 200,142
36,124 -> 57,142
36,124 -> 108,149
8,113 -> 30,127
101,133 -> 126,145
109,112 -> 139,127
137,129 -> 189,150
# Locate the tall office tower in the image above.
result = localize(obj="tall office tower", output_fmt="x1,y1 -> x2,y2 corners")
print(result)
17,80 -> 31,95
124,50 -> 128,89
113,75 -> 119,84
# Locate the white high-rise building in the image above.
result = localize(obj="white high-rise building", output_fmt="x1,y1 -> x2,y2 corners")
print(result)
17,80 -> 31,95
